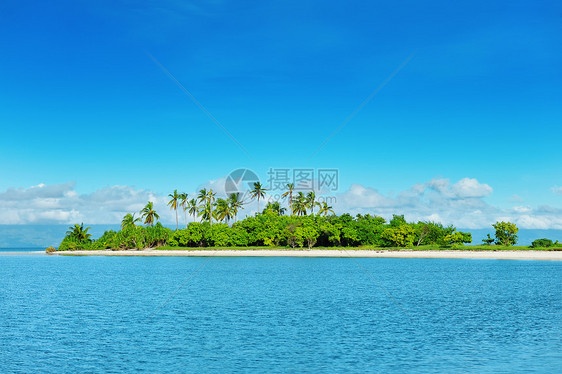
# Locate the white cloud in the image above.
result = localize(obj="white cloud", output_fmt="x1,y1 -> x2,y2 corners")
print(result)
551,186 -> 562,195
451,178 -> 493,198
1,177 -> 561,229
333,178 -> 562,229
0,177 -> 262,225
0,182 -> 173,225
512,206 -> 532,213
0,182 -> 76,201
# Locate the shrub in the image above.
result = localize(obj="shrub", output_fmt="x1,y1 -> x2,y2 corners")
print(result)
530,238 -> 554,248
168,223 -> 208,247
482,234 -> 495,245
208,224 -> 231,247
97,230 -> 117,249
57,236 -> 82,251
441,230 -> 472,247
381,226 -> 415,247
145,223 -> 172,248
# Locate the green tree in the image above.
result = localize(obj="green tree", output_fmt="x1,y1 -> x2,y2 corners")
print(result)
121,213 -> 140,231
197,189 -> 208,205
208,223 -> 231,246
197,188 -> 216,225
284,220 -> 303,248
196,189 -> 208,223
228,193 -> 244,223
198,203 -> 212,224
389,214 -> 407,227
300,222 -> 319,249
179,192 -> 189,228
66,223 -> 92,241
318,202 -> 335,216
168,189 -> 180,230
493,221 -> 519,246
215,198 -> 233,223
292,192 -> 307,216
530,238 -> 554,248
413,222 -> 431,246
140,201 -> 159,226
318,220 -> 342,246
282,183 -> 295,211
249,182 -> 267,214
381,226 -> 415,247
187,198 -> 198,223
482,233 -> 495,245
306,191 -> 319,214
442,230 -> 471,247
264,201 -> 286,215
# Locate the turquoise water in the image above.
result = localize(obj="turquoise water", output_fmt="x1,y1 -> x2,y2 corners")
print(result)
1,254 -> 560,373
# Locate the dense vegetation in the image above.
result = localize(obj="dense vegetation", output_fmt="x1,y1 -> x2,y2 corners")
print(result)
54,184 -> 558,251
530,238 -> 559,248
58,223 -> 172,251
57,212 -> 471,251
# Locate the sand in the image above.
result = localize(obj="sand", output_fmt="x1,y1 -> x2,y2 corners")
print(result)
52,249 -> 562,260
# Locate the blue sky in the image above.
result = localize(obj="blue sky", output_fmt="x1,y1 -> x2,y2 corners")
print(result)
1,0 -> 561,227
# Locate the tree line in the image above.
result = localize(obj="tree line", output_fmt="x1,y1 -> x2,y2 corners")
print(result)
56,183 -> 544,251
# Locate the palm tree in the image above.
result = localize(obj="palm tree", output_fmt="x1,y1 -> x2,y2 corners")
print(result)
140,201 -> 159,226
264,201 -> 286,216
318,202 -> 335,217
282,183 -> 295,211
121,213 -> 140,230
292,192 -> 307,216
198,203 -> 212,223
306,191 -> 319,214
66,223 -> 92,241
249,182 -> 267,214
206,189 -> 216,225
197,189 -> 216,224
215,198 -> 233,223
228,193 -> 244,223
187,198 -> 198,223
168,189 -> 180,230
197,188 -> 208,204
179,192 -> 188,228
196,189 -> 208,223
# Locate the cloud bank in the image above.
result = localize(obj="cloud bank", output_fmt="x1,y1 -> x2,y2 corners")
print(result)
0,182 -> 169,225
333,178 -> 562,229
0,178 -> 561,229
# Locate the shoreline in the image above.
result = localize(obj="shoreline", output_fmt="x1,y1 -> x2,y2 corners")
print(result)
51,249 -> 562,260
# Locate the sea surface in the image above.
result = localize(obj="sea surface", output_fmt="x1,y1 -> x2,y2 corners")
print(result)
0,253 -> 560,373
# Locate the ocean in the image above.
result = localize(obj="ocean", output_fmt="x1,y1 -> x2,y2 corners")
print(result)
0,254 -> 560,372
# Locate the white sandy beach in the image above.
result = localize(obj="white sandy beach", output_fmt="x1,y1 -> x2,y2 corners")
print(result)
52,249 -> 562,260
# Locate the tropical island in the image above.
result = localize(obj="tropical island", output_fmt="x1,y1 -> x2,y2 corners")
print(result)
48,184 -> 561,256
